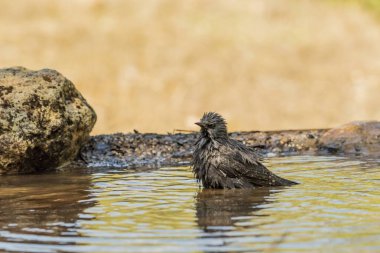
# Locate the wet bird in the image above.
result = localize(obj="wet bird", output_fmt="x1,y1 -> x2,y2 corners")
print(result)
192,112 -> 298,189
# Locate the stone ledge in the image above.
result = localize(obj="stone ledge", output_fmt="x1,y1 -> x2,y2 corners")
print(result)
76,121 -> 380,168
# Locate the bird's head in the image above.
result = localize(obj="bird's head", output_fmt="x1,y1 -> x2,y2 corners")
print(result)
195,112 -> 228,140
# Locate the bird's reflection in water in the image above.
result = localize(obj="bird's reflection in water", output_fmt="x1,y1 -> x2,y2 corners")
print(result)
196,187 -> 279,233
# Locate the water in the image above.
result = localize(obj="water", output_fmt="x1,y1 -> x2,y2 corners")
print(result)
0,156 -> 379,253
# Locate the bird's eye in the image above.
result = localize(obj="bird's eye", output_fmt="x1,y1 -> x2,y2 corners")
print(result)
206,123 -> 214,128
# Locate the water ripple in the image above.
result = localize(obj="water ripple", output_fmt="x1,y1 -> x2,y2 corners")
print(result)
0,156 -> 379,252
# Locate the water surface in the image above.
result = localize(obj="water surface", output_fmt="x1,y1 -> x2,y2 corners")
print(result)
0,156 -> 379,252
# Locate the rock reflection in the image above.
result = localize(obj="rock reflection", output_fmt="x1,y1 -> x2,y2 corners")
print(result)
0,171 -> 95,237
196,187 -> 277,233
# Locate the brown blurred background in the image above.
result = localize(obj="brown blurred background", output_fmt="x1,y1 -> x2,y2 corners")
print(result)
1,0 -> 380,134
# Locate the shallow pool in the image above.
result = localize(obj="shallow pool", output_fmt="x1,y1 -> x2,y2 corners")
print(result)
0,156 -> 379,252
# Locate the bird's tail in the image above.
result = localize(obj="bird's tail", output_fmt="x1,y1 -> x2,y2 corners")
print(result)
254,162 -> 299,187
271,173 -> 299,186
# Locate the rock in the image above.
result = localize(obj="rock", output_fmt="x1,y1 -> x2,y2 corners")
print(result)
77,122 -> 380,169
77,129 -> 327,168
319,121 -> 380,156
0,67 -> 96,174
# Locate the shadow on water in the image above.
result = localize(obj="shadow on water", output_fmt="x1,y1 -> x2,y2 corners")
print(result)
0,171 -> 96,242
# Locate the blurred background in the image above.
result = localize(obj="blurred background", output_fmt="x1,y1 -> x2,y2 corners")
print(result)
1,0 -> 380,134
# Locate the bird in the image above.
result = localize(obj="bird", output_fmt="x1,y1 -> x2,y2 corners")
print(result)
192,112 -> 298,189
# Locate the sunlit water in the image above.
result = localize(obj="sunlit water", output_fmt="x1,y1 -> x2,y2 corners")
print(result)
0,156 -> 379,253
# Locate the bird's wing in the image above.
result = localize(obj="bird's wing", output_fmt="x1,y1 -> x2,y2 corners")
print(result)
230,139 -> 263,163
216,141 -> 293,186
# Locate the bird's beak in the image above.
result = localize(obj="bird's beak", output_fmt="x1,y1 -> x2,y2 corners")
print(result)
195,122 -> 204,127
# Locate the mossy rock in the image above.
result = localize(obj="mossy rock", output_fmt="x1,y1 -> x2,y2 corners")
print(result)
0,67 -> 96,174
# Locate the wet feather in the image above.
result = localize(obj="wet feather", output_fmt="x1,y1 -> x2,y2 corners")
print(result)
192,112 -> 298,189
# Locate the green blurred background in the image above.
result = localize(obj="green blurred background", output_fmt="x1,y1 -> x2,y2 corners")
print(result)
1,0 -> 380,134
